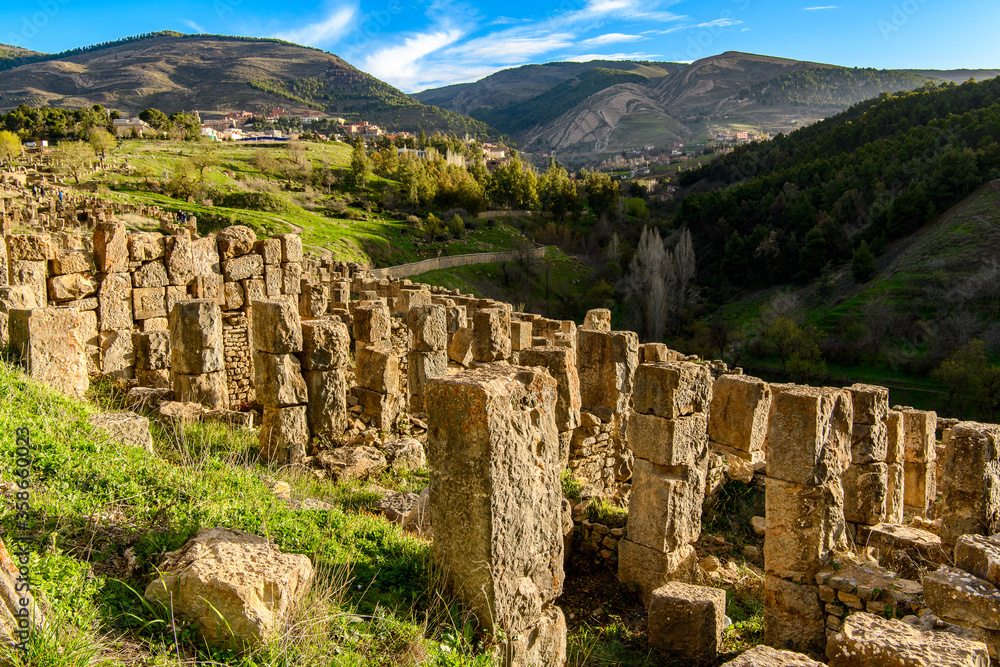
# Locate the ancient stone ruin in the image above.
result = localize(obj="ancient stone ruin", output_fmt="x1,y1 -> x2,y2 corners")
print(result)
3,212 -> 1000,665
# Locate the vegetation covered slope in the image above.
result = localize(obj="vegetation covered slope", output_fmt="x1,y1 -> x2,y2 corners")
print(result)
677,77 -> 1000,293
743,66 -> 936,108
0,31 -> 496,136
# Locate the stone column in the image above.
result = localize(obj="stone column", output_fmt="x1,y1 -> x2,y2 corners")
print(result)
351,302 -> 400,429
885,409 -> 906,524
169,299 -> 227,409
619,361 -> 712,605
134,330 -> 171,389
9,306 -> 89,399
406,304 -> 448,413
843,384 -> 890,531
707,374 -> 772,475
519,346 -> 582,467
938,422 -> 1000,545
763,386 -> 852,656
253,299 -> 308,463
572,329 -> 638,497
472,307 -> 511,363
901,408 -> 937,515
301,317 -> 351,441
426,365 -> 566,667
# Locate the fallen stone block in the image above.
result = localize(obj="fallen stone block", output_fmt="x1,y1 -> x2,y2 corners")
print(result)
383,437 -> 426,471
955,534 -> 1000,588
88,411 -> 154,454
826,611 -> 988,667
144,527 -> 313,647
126,387 -> 174,411
721,645 -> 826,666
316,446 -> 387,481
647,582 -> 726,661
924,566 -> 1000,631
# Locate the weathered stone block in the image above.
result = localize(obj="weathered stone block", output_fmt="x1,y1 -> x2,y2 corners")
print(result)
98,271 -> 133,331
282,262 -> 301,294
425,365 -> 563,643
764,477 -> 847,583
6,234 -> 51,261
647,582 -> 726,661
135,331 -> 170,370
902,408 -> 937,464
407,304 -> 447,351
191,274 -> 225,307
222,254 -> 264,282
826,611 -> 989,667
633,361 -> 713,420
259,405 -> 308,464
48,272 -> 97,302
582,308 -> 611,331
94,223 -> 128,272
253,353 -> 307,407
356,342 -> 399,393
9,307 -> 88,398
131,260 -> 168,289
472,307 -> 510,362
88,411 -> 154,454
252,299 -> 302,354
446,304 -> 467,334
242,278 -> 266,305
9,259 -> 47,305
133,287 -> 167,320
510,319 -> 532,351
708,374 -> 771,452
165,285 -> 188,317
886,462 -> 905,524
843,462 -> 888,525
300,318 -> 350,371
276,234 -> 303,263
924,566 -> 1000,631
628,411 -> 707,467
77,309 -> 100,374
846,383 -> 889,426
851,421 -> 888,465
618,540 -> 697,606
216,225 -> 256,260
169,299 -> 223,374
518,346 -> 582,432
0,285 -> 39,345
763,575 -> 825,656
298,281 -> 328,319
407,350 -> 448,410
351,386 -> 399,430
100,328 -> 135,380
190,237 -> 220,277
51,249 -> 94,275
904,461 -> 936,514
304,369 -> 348,441
627,456 -> 707,552
576,329 -> 638,414
129,232 -> 165,261
137,369 -> 171,389
448,326 -> 473,366
256,238 -> 281,265
956,535 -> 1000,588
264,264 -> 282,297
224,281 -> 244,311
766,386 -> 852,486
352,302 -> 390,343
173,371 -> 229,410
723,646 -> 826,666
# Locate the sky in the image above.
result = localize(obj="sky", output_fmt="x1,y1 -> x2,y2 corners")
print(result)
2,0 -> 999,93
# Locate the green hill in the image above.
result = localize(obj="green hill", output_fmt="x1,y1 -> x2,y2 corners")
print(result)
743,66 -> 937,108
0,31 -> 497,137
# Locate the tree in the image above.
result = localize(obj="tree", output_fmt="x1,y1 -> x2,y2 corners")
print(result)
191,143 -> 220,182
0,130 -> 21,165
673,228 -> 697,316
252,150 -> 278,181
139,107 -> 168,130
345,139 -> 372,194
88,127 -> 116,162
52,141 -> 92,184
932,339 -> 1000,420
622,226 -> 674,342
851,241 -> 876,282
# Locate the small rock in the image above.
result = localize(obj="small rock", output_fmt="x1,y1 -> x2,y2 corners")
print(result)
751,516 -> 766,536
88,411 -> 154,454
272,481 -> 291,500
315,446 -> 386,481
699,555 -> 721,572
741,545 -> 760,560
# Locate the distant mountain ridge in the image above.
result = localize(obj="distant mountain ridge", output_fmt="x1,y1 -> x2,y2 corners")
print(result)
0,31 -> 496,137
417,52 -> 1000,156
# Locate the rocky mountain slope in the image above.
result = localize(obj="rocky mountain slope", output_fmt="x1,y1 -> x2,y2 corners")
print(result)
0,31 -> 494,136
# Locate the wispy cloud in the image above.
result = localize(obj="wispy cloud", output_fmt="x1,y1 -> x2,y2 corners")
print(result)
696,18 -> 743,28
183,19 -> 205,33
273,5 -> 357,47
583,33 -> 646,45
363,28 -> 464,89
803,5 -> 839,9
561,52 -> 664,62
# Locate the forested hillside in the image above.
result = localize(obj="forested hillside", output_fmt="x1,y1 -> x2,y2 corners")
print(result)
743,67 -> 936,107
677,77 -> 1000,293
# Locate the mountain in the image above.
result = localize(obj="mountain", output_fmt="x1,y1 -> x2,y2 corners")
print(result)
0,44 -> 41,69
0,31 -> 496,137
417,52 -> 1000,156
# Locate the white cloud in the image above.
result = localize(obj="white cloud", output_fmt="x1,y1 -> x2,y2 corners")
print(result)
803,5 -> 839,9
183,20 -> 205,33
561,52 -> 664,62
696,18 -> 743,28
583,33 -> 646,45
363,28 -> 464,89
447,33 -> 576,64
273,5 -> 357,47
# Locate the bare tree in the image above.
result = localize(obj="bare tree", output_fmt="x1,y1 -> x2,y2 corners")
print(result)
673,228 -> 697,315
623,226 -> 671,342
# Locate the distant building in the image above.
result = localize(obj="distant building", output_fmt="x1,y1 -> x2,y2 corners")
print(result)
112,118 -> 151,137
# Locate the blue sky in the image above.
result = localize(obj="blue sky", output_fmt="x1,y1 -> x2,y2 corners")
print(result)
2,0 -> 999,92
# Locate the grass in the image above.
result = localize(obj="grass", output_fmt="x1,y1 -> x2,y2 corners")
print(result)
0,358 -> 489,666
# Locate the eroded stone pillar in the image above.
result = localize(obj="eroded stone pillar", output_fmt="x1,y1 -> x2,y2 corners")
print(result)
619,361 -> 711,605
169,299 -> 227,409
939,422 -> 1000,545
426,365 -> 566,667
763,385 -> 851,656
9,306 -> 88,399
351,302 -> 399,429
252,299 -> 307,463
301,317 -> 351,441
406,304 -> 448,413
901,408 -> 937,514
843,384 -> 889,530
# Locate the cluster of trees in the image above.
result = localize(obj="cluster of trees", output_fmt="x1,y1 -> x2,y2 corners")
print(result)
137,108 -> 201,140
621,227 -> 697,342
743,67 -> 934,108
678,77 -> 1000,295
